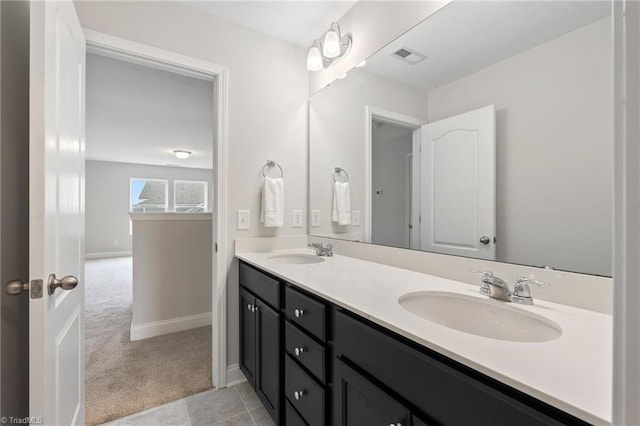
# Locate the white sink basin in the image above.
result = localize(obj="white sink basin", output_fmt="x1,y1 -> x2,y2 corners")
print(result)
267,253 -> 326,265
398,291 -> 562,342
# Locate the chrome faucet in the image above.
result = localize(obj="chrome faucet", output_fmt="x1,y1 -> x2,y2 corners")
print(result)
308,242 -> 333,257
470,270 -> 550,305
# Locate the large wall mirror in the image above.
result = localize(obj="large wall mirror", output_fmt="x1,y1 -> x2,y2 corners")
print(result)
309,1 -> 612,277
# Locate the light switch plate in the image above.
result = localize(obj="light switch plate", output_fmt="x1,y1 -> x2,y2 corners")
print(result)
352,210 -> 360,226
292,209 -> 303,228
237,210 -> 250,230
311,210 -> 320,227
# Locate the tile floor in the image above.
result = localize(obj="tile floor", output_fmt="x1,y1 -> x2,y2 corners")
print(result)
100,382 -> 275,426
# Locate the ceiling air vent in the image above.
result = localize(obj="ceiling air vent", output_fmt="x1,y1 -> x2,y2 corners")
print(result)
391,46 -> 427,65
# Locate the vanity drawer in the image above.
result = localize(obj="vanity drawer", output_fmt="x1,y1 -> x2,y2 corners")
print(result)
286,400 -> 307,426
334,310 -> 579,426
285,320 -> 326,383
286,285 -> 326,341
285,355 -> 325,426
239,261 -> 281,309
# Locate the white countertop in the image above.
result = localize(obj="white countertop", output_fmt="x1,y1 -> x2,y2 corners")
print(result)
235,249 -> 612,425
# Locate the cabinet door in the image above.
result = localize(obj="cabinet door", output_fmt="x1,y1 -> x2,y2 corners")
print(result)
239,287 -> 257,387
334,358 -> 411,426
256,298 -> 281,423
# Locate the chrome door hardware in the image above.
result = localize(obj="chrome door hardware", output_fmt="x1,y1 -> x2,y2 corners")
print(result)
294,308 -> 305,317
47,274 -> 78,295
4,279 -> 43,299
293,390 -> 305,400
479,235 -> 491,245
294,347 -> 305,357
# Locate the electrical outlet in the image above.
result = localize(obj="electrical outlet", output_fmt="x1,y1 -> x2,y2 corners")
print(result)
352,210 -> 360,226
237,210 -> 250,230
311,210 -> 320,227
292,210 -> 303,228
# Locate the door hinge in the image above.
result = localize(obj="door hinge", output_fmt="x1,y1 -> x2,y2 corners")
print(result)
214,243 -> 218,253
419,215 -> 422,224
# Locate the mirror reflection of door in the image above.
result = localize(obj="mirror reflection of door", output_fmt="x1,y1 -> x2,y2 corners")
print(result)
420,105 -> 496,261
371,121 -> 416,249
370,105 -> 495,260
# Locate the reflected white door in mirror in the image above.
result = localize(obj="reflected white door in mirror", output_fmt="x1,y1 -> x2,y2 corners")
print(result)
420,105 -> 496,260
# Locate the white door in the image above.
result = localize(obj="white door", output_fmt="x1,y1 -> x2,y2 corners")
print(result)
30,1 -> 86,424
420,105 -> 495,260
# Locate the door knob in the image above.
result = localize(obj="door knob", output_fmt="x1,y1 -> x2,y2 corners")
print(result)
4,279 -> 28,295
479,236 -> 491,245
48,274 -> 78,295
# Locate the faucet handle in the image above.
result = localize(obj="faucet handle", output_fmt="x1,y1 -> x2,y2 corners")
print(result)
470,270 -> 493,296
514,276 -> 550,298
325,244 -> 333,256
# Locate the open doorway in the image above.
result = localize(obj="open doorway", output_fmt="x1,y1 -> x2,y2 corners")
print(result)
365,107 -> 425,250
84,45 -> 219,425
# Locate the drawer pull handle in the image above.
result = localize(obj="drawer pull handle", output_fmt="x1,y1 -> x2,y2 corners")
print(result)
294,390 -> 305,400
294,347 -> 305,357
294,308 -> 305,318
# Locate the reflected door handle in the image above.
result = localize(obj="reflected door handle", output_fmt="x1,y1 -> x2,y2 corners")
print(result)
479,236 -> 491,245
48,274 -> 78,295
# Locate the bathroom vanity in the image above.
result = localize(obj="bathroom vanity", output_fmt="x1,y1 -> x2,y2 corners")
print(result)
235,249 -> 610,426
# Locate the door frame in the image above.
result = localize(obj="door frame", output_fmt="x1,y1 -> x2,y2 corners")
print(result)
83,30 -> 230,388
364,106 -> 425,246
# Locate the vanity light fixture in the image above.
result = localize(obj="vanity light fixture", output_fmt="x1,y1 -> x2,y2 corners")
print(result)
306,40 -> 323,72
173,150 -> 191,160
306,22 -> 352,71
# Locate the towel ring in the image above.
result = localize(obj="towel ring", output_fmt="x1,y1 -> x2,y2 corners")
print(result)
262,160 -> 284,178
333,167 -> 349,183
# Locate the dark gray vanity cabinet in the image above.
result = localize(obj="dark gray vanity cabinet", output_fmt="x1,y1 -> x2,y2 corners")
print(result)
284,284 -> 330,426
333,357 -> 414,426
333,309 -> 588,426
238,261 -> 591,426
239,262 -> 282,424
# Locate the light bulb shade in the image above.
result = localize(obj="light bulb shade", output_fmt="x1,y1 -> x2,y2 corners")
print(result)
322,30 -> 341,58
306,46 -> 323,71
174,150 -> 191,159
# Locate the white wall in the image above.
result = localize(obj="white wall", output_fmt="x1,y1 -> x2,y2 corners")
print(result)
85,160 -> 213,256
371,129 -> 412,248
74,1 -> 309,371
86,53 -> 214,169
130,214 -> 212,340
0,0 -> 29,418
427,17 -> 612,276
309,1 -> 451,94
309,69 -> 429,238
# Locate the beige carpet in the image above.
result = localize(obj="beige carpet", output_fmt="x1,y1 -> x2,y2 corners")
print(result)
85,257 -> 213,426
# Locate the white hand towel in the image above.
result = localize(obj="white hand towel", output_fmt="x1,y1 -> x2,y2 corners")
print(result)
261,177 -> 284,227
331,181 -> 351,225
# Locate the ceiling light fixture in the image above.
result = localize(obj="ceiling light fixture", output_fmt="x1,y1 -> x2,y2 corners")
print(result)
173,150 -> 191,160
306,22 -> 352,71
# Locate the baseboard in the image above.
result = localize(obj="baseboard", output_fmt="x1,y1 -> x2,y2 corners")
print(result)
85,251 -> 132,259
225,364 -> 247,387
130,312 -> 212,341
